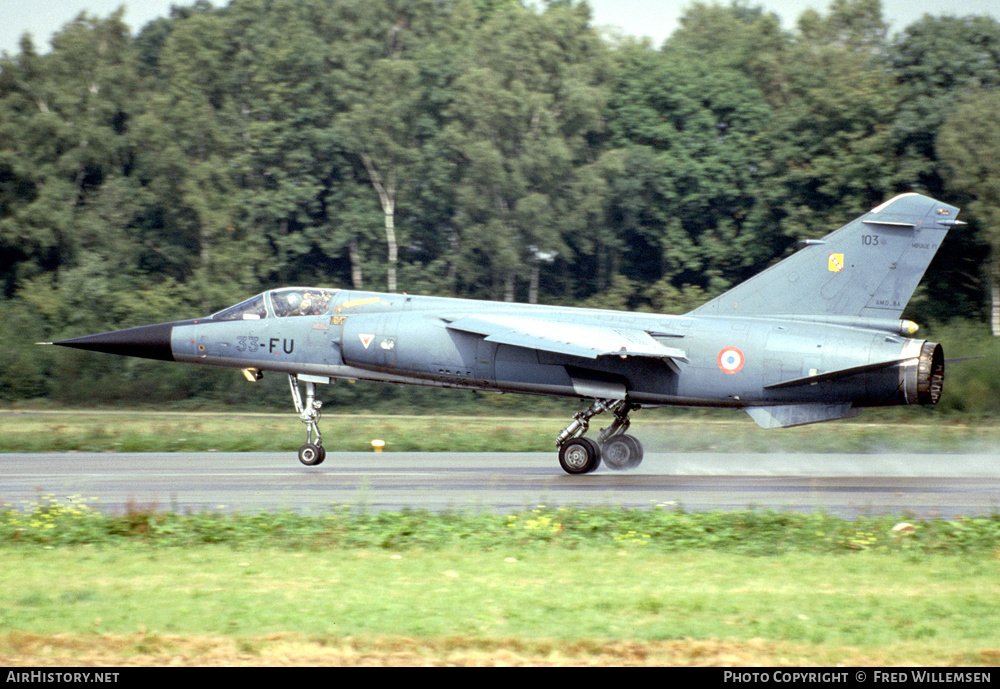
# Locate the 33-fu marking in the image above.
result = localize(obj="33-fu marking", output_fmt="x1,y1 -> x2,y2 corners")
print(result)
236,336 -> 294,354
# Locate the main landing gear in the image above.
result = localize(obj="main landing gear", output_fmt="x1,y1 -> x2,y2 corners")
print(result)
289,374 -> 325,466
555,399 -> 644,474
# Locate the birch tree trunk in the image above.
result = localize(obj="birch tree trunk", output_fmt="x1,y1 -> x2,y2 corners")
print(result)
360,152 -> 398,293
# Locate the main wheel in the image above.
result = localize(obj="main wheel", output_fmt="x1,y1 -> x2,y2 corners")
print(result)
558,437 -> 601,474
602,434 -> 643,470
298,443 -> 326,466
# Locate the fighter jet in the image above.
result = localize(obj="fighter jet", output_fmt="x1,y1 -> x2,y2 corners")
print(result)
47,193 -> 963,473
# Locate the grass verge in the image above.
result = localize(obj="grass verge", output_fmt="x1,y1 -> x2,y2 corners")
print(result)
2,408 -> 1000,453
2,499 -> 999,665
1,546 -> 998,666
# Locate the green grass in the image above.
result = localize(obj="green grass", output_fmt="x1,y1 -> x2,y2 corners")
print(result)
1,546 -> 998,660
2,408 -> 999,453
2,497 -> 999,665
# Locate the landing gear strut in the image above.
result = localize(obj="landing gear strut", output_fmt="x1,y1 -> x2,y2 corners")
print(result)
289,374 -> 325,466
555,399 -> 644,474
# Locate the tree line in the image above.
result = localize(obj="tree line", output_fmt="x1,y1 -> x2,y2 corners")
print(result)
2,0 -> 1000,409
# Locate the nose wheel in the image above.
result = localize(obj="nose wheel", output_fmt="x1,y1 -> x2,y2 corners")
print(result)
298,442 -> 325,466
289,374 -> 326,466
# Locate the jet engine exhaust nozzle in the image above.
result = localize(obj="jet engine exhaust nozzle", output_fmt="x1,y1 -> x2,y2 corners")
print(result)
907,341 -> 944,406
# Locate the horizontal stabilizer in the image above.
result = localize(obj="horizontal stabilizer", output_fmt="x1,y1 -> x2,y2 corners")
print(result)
746,404 -> 861,429
444,314 -> 689,362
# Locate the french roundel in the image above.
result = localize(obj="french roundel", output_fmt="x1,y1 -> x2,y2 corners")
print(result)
717,347 -> 745,374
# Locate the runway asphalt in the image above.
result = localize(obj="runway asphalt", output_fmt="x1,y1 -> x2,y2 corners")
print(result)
3,451 -> 998,519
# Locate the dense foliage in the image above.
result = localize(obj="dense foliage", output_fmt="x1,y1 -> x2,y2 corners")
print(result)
3,0 -> 1000,409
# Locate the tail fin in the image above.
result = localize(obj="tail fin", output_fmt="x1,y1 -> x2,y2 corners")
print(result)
689,193 -> 962,320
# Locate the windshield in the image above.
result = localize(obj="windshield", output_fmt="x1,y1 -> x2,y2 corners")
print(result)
211,288 -> 339,321
211,294 -> 268,321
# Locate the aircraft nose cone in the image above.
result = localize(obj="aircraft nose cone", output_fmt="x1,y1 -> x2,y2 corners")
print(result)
54,323 -> 176,361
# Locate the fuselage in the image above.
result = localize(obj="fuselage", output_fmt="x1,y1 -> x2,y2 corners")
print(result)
152,286 -> 939,412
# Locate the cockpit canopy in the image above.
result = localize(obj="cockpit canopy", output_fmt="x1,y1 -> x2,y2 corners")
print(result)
211,288 -> 339,321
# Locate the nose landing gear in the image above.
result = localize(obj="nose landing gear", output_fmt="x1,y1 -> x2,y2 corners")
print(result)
555,399 -> 644,474
289,374 -> 325,466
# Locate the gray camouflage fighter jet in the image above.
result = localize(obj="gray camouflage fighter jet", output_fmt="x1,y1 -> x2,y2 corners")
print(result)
48,193 -> 963,474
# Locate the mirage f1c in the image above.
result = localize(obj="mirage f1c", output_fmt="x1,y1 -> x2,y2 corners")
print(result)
47,193 -> 963,474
